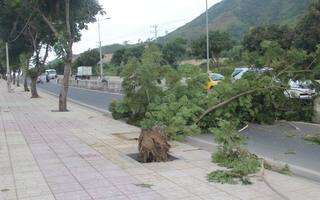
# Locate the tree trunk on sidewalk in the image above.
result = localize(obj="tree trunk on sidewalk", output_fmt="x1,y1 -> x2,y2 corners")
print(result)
16,69 -> 21,87
12,72 -> 16,85
30,78 -> 39,98
24,72 -> 29,92
59,35 -> 73,112
138,126 -> 171,163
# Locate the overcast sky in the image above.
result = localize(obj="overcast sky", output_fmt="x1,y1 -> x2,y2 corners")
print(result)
70,0 -> 221,56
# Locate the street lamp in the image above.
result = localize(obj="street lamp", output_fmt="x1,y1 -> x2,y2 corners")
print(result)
98,17 -> 111,79
206,0 -> 209,73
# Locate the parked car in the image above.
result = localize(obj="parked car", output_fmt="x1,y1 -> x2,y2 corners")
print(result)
231,67 -> 249,83
204,73 -> 225,90
230,67 -> 317,99
284,80 -> 316,99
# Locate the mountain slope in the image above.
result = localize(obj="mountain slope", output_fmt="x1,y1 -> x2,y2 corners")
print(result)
158,0 -> 312,43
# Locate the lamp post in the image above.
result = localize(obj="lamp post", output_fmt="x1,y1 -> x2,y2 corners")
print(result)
206,0 -> 209,74
98,17 -> 111,79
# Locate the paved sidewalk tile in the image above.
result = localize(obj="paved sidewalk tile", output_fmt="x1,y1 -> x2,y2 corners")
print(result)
1,81 -> 320,200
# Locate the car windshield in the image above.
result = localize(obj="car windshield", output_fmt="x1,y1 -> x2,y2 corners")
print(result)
210,74 -> 224,81
231,69 -> 243,77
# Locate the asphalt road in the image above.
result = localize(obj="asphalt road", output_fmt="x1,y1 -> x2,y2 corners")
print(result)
35,77 -> 320,182
36,76 -> 123,114
185,122 -> 320,182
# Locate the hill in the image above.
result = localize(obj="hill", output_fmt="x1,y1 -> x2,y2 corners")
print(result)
87,0 -> 312,56
158,0 -> 312,43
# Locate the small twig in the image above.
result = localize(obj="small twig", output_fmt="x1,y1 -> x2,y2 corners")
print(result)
276,120 -> 301,131
249,159 -> 290,200
238,124 -> 248,132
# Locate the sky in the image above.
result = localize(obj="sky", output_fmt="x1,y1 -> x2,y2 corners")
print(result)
70,0 -> 222,55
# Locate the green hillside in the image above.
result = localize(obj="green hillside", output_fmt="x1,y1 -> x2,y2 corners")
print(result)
158,0 -> 312,43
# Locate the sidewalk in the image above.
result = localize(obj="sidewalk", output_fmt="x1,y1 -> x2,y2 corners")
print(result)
1,81 -> 320,200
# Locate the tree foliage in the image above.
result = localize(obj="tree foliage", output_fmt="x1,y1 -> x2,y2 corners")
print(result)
190,30 -> 235,73
110,45 -> 145,66
110,38 -> 188,69
110,46 -> 126,66
0,0 -> 33,77
72,49 -> 100,68
294,0 -> 320,53
241,23 -> 295,54
161,37 -> 188,68
23,0 -> 104,110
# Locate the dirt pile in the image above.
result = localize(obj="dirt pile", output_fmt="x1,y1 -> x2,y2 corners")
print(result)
138,126 -> 171,163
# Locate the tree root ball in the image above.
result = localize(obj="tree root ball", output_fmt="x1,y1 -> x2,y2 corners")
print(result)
138,126 -> 171,163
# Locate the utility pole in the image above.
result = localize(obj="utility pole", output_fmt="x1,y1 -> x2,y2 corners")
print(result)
98,18 -> 103,79
97,17 -> 111,79
206,0 -> 209,74
6,42 -> 11,93
150,25 -> 158,43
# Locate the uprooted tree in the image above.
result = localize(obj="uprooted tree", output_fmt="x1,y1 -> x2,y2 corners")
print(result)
138,126 -> 171,163
110,39 -> 319,182
110,0 -> 320,186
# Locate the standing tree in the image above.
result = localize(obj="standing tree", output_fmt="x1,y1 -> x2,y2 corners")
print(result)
72,48 -> 100,71
241,23 -> 295,54
19,53 -> 32,92
122,45 -> 146,65
294,0 -> 320,53
110,46 -> 126,66
21,9 -> 56,98
190,30 -> 235,73
0,0 -> 34,90
161,37 -> 188,68
25,0 -> 104,111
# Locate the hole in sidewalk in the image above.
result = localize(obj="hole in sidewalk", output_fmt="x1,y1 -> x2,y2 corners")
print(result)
123,152 -> 181,164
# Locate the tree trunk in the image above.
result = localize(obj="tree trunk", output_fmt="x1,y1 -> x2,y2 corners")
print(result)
13,72 -> 16,85
59,36 -> 73,111
16,69 -> 21,87
30,78 -> 39,98
24,72 -> 29,91
138,126 -> 171,163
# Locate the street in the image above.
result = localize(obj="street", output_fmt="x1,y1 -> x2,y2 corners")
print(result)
36,76 -> 123,113
185,121 -> 320,182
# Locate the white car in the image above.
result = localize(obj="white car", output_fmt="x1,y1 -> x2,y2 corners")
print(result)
231,67 -> 270,83
231,68 -> 317,99
231,67 -> 249,83
284,80 -> 316,99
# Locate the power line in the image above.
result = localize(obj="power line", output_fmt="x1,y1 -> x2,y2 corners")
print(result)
8,0 -> 37,43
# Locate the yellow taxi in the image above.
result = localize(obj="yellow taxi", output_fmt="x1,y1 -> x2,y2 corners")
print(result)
204,73 -> 225,90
